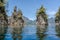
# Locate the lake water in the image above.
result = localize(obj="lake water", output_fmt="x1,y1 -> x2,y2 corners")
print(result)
0,19 -> 60,40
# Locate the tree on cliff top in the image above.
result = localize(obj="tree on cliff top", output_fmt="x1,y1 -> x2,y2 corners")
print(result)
55,7 -> 60,21
12,6 -> 23,20
36,5 -> 47,22
0,0 -> 8,20
17,9 -> 22,19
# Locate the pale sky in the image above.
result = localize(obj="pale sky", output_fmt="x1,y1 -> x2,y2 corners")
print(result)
6,0 -> 60,20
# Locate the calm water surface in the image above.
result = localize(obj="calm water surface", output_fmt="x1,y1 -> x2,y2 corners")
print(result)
0,19 -> 60,40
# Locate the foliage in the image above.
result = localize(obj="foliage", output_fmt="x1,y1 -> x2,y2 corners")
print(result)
12,6 -> 23,20
0,0 -> 8,23
17,9 -> 22,18
0,14 -> 3,17
0,0 -> 7,6
0,1 -> 4,6
55,7 -> 60,21
36,5 -> 48,22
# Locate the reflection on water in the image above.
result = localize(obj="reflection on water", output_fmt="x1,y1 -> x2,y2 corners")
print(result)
1,24 -> 60,40
0,25 -> 8,40
12,26 -> 23,40
37,25 -> 48,40
56,25 -> 60,37
5,26 -> 23,40
1,20 -> 60,40
21,25 -> 38,40
37,33 -> 46,40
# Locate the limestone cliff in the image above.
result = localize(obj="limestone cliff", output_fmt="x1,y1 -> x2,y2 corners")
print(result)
9,6 -> 24,27
0,0 -> 8,25
55,7 -> 60,25
8,6 -> 24,39
36,5 -> 48,25
0,0 -> 8,39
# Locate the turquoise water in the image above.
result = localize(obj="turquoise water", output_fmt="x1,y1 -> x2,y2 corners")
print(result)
4,24 -> 60,40
0,20 -> 60,40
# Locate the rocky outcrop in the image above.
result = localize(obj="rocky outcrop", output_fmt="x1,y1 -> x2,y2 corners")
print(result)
55,7 -> 60,25
0,0 -> 8,40
36,15 -> 45,26
8,6 -> 24,39
0,0 -> 8,25
8,6 -> 24,27
36,5 -> 48,25
36,6 -> 48,35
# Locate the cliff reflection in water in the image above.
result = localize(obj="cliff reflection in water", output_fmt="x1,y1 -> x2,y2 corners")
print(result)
0,25 -> 8,40
56,25 -> 60,37
37,24 -> 48,40
11,26 -> 23,40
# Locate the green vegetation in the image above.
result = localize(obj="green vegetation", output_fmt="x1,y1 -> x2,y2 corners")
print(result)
13,6 -> 23,19
55,7 -> 60,22
17,9 -> 22,19
36,5 -> 48,22
0,0 -> 8,24
0,1 -> 4,6
0,0 -> 6,6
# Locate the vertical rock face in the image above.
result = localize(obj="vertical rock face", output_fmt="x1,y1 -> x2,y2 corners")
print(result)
37,25 -> 47,33
36,6 -> 48,35
0,0 -> 8,40
9,6 -> 24,27
55,7 -> 60,25
0,0 -> 8,25
8,6 -> 24,39
36,15 -> 45,25
36,6 -> 48,25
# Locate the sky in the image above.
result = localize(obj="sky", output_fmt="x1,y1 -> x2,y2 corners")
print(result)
6,0 -> 60,20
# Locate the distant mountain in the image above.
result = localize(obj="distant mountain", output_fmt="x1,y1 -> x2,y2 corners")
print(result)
48,17 -> 55,23
22,16 -> 36,25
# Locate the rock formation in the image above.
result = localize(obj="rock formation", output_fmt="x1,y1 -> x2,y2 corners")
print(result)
36,5 -> 48,25
36,6 -> 48,35
8,6 -> 24,39
0,0 -> 8,40
9,6 -> 24,27
0,0 -> 8,25
55,7 -> 60,25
